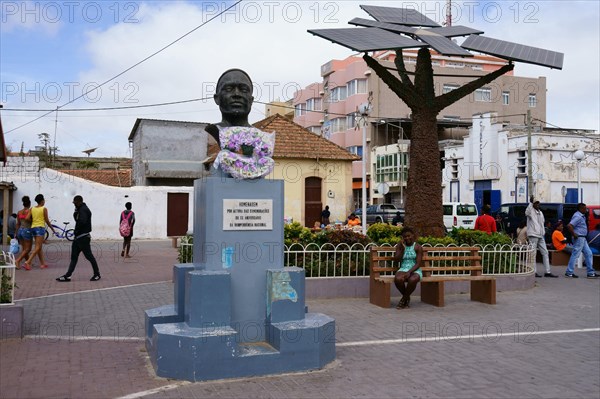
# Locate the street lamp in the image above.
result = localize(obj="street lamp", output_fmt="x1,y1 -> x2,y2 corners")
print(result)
359,103 -> 371,235
574,149 -> 585,202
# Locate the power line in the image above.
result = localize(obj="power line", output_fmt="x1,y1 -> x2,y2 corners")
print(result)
4,0 -> 243,135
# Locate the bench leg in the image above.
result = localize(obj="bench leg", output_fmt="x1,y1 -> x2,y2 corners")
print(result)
471,279 -> 496,304
369,280 -> 392,308
421,281 -> 444,307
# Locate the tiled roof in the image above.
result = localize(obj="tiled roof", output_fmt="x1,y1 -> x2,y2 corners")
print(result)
253,114 -> 360,161
59,169 -> 132,187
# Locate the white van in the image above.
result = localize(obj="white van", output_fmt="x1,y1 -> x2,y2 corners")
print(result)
443,202 -> 478,231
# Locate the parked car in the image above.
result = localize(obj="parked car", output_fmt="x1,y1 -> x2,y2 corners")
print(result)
443,202 -> 478,231
354,204 -> 404,224
586,205 -> 600,233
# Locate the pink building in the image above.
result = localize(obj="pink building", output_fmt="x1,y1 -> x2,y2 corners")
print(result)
293,53 -> 546,208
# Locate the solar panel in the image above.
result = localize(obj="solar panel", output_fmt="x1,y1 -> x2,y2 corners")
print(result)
461,35 -> 564,69
429,25 -> 484,38
414,29 -> 473,56
348,17 -> 417,35
308,28 -> 427,52
360,5 -> 441,27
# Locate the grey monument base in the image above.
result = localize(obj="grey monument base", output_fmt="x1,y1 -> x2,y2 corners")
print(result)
145,266 -> 335,382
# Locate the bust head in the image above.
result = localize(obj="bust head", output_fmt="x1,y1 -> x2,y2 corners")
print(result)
214,69 -> 254,127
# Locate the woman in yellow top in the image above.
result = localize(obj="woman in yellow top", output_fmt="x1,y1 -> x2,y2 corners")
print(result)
23,194 -> 56,270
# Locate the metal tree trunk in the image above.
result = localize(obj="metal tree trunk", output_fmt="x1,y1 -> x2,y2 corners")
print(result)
404,109 -> 445,237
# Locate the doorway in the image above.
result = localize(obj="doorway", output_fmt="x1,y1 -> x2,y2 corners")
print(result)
305,177 -> 322,227
167,193 -> 189,236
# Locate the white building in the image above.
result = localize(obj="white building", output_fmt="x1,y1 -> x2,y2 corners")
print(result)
442,113 -> 600,211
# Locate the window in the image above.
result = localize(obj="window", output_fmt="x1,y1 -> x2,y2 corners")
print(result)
446,61 -> 464,68
502,91 -> 510,105
450,158 -> 459,180
346,146 -> 363,156
346,113 -> 357,129
306,98 -> 322,112
528,94 -> 537,108
471,64 -> 483,71
294,103 -> 306,117
457,205 -> 477,216
475,87 -> 492,102
308,126 -> 321,135
375,153 -> 409,183
330,86 -> 347,102
347,79 -> 367,96
517,150 -> 527,174
331,117 -> 347,133
443,84 -> 459,94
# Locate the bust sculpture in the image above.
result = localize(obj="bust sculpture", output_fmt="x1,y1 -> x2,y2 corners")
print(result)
206,69 -> 275,179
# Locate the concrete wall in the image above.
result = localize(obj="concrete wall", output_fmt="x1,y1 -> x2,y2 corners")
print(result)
130,120 -> 208,186
1,156 -> 193,239
1,155 -> 355,238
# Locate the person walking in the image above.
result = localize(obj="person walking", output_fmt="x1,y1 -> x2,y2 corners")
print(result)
525,196 -> 558,278
14,196 -> 33,269
120,202 -> 135,258
56,195 -> 101,282
474,204 -> 497,234
23,194 -> 56,270
565,203 -> 598,278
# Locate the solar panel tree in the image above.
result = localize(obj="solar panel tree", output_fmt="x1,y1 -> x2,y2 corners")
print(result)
309,5 -> 563,237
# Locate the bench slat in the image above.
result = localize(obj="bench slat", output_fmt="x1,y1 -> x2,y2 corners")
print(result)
375,275 -> 494,283
422,276 -> 494,282
422,247 -> 480,252
421,266 -> 483,272
422,256 -> 481,261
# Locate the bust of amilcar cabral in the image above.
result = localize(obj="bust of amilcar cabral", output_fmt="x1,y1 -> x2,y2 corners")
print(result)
205,69 -> 275,180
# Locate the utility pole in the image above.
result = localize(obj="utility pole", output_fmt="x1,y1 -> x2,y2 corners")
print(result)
527,110 -> 533,199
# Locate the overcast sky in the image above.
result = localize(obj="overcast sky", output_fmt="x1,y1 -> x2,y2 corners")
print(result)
1,0 -> 598,157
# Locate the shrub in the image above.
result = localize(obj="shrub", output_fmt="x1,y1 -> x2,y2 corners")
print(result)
284,222 -> 316,246
418,236 -> 457,246
177,235 -> 193,263
450,229 -> 512,246
321,229 -> 371,246
367,223 -> 403,245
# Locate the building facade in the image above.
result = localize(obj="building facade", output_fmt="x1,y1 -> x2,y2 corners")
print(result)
128,119 -> 209,186
442,113 -> 599,211
293,52 -> 548,209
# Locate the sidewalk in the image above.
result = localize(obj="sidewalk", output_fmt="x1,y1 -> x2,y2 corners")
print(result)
1,240 -> 599,398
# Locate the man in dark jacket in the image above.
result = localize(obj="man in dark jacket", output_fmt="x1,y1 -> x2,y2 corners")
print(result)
56,195 -> 101,282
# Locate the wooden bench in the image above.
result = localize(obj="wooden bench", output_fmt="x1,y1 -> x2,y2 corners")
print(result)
550,250 -> 600,270
369,246 -> 496,308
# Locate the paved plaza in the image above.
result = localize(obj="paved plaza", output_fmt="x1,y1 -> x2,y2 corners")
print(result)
1,240 -> 599,398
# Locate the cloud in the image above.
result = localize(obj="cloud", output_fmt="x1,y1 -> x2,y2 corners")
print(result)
2,0 -> 598,156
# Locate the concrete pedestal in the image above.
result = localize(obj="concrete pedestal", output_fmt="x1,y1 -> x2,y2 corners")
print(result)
145,176 -> 335,381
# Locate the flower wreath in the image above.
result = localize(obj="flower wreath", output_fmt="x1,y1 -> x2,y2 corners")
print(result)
214,126 -> 275,179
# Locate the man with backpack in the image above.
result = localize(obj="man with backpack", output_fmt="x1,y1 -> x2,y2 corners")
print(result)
120,202 -> 135,258
56,195 -> 100,282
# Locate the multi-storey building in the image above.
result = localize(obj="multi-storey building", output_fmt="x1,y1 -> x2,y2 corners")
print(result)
293,52 -> 548,209
443,112 -> 599,210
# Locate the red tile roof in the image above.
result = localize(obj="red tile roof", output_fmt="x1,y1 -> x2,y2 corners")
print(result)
59,169 -> 132,187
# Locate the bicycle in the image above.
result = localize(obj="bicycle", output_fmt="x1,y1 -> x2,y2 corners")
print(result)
45,220 -> 75,241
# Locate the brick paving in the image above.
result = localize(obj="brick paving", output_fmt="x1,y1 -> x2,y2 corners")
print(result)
1,240 -> 599,399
